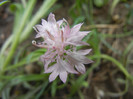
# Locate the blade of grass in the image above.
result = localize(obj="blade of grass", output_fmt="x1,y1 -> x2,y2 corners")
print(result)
106,78 -> 128,97
90,54 -> 133,82
3,0 -> 36,69
3,49 -> 46,72
1,0 -> 56,69
0,0 -> 57,58
110,0 -> 120,15
0,0 -> 10,6
20,0 -> 57,42
35,81 -> 48,99
102,31 -> 133,38
100,36 -> 121,54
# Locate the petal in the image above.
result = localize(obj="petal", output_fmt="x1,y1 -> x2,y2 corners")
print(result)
57,20 -> 63,26
44,64 -> 57,73
34,25 -> 44,32
67,34 -> 84,42
59,71 -> 68,83
43,49 -> 55,59
35,34 -> 41,38
66,31 -> 90,45
74,54 -> 92,64
81,57 -> 93,64
44,60 -> 51,70
79,31 -> 91,35
48,13 -> 56,23
76,41 -> 90,46
77,49 -> 92,55
39,55 -> 45,63
71,23 -> 83,34
49,71 -> 59,82
40,51 -> 56,70
56,59 -> 67,72
41,19 -> 47,26
65,41 -> 89,46
58,59 -> 78,74
64,25 -> 70,38
75,63 -> 86,74
67,52 -> 93,64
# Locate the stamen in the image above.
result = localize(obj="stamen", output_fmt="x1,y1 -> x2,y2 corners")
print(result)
33,27 -> 39,32
57,24 -> 60,35
32,40 -> 36,44
61,30 -> 64,42
32,40 -> 48,48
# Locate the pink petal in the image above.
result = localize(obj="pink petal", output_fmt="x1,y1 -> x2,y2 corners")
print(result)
34,25 -> 44,32
64,25 -> 70,37
67,52 -> 93,64
79,31 -> 91,35
58,59 -> 78,74
77,49 -> 92,55
44,60 -> 51,70
75,63 -> 86,74
56,59 -> 67,72
57,20 -> 63,26
71,23 -> 83,34
65,41 -> 89,46
41,19 -> 47,26
44,64 -> 57,73
76,41 -> 90,46
66,54 -> 78,66
41,51 -> 56,70
49,71 -> 58,82
48,13 -> 56,23
59,71 -> 67,83
39,55 -> 45,63
35,34 -> 41,38
66,31 -> 90,44
67,35 -> 83,42
81,57 -> 93,64
43,49 -> 56,59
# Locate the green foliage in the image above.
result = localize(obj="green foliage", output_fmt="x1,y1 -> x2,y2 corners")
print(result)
0,0 -> 133,98
69,0 -> 90,23
93,0 -> 109,7
110,0 -> 120,15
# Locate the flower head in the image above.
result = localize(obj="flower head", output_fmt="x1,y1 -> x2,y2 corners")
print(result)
32,13 -> 93,83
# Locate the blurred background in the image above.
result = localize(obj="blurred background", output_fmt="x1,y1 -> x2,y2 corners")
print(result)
0,0 -> 133,99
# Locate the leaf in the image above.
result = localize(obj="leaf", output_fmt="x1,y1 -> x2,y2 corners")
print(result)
10,74 -> 48,85
2,86 -> 11,99
0,0 -> 10,6
35,81 -> 48,99
110,0 -> 120,15
4,48 -> 46,72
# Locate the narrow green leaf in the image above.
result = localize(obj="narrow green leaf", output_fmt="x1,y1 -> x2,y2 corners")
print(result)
0,0 -> 10,6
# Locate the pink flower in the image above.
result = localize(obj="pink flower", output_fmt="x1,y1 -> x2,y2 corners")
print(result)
32,13 -> 93,83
